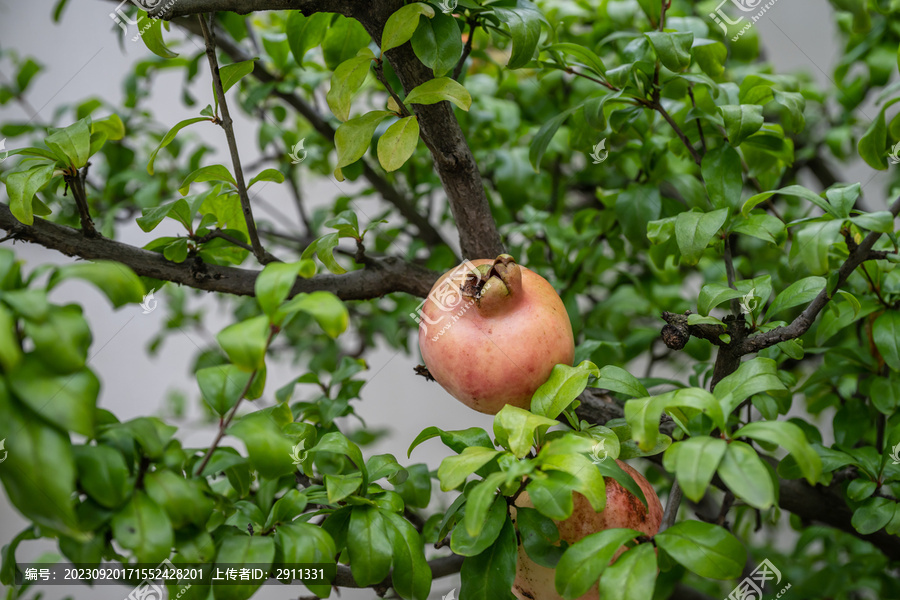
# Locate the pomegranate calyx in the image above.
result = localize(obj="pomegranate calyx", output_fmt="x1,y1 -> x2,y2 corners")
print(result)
459,254 -> 523,316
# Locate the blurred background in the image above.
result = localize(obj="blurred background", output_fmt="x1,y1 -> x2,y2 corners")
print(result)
0,0 -> 891,599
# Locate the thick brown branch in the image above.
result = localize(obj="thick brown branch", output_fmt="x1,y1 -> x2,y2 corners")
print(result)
333,554 -> 463,589
737,196 -> 900,355
0,203 -> 438,300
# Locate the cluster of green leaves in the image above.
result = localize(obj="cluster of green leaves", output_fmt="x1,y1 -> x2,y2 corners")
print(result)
412,360 -> 747,600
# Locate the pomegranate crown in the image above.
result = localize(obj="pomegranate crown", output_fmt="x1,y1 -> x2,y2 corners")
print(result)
461,254 -> 523,315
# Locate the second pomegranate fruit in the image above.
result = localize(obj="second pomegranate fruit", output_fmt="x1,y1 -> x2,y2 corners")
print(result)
418,255 -> 574,414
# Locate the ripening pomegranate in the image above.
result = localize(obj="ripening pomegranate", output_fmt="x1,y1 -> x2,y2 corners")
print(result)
417,255 -> 574,414
512,460 -> 663,600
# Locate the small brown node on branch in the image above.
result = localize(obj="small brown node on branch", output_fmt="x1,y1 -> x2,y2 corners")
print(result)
661,311 -> 691,350
414,364 -> 434,382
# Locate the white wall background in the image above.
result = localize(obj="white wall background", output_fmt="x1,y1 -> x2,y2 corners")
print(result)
0,1 -> 891,599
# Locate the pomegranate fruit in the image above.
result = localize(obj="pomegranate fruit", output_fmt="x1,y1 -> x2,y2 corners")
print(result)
417,255 -> 574,414
512,460 -> 663,600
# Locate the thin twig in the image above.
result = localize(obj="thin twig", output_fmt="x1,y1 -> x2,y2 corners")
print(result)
374,58 -> 412,117
654,101 -> 702,165
452,18 -> 476,80
723,236 -> 742,319
193,228 -> 256,253
687,86 -> 707,153
194,326 -> 277,476
64,166 -> 99,238
660,480 -> 682,532
197,14 -> 274,264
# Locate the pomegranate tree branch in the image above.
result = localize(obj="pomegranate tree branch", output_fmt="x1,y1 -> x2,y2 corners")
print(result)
173,17 -> 449,250
63,165 -> 98,238
145,0 -> 355,19
197,14 -> 274,265
736,195 -> 900,355
0,203 -> 439,300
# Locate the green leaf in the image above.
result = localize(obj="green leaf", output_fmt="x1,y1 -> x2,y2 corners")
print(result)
538,446 -> 606,512
255,261 -> 306,318
7,163 -> 55,225
454,493 -> 507,556
178,164 -> 236,196
824,182 -> 860,218
663,437 -> 727,503
286,12 -> 330,66
720,105 -> 764,146
616,185 -> 661,246
219,60 -> 255,94
411,10 -> 463,77
196,364 -> 252,416
437,446 -> 500,491
310,431 -> 369,492
138,12 -> 178,59
326,51 -> 374,122
701,145 -> 743,210
717,441 -> 775,509
0,390 -> 81,536
692,39 -> 726,78
714,358 -> 786,414
382,3 -> 435,53
334,110 -> 392,178
545,42 -> 606,76
596,542 -> 658,600
531,361 -> 599,419
732,212 -> 786,244
686,314 -> 726,327
852,497 -> 895,535
625,388 -> 724,451
214,534 -> 275,600
325,473 -> 363,503
644,31 -> 693,72
247,168 -> 285,188
494,5 -> 544,69
275,522 -> 336,596
45,117 -> 91,168
377,116 -> 420,172
22,305 -> 90,374
515,506 -> 563,568
348,507 -> 393,585
322,16 -> 371,70
144,470 -> 213,528
0,527 -> 39,586
675,209 -> 729,265
493,405 -> 558,458
147,117 -> 209,175
873,312 -> 900,371
278,291 -> 349,338
216,314 -> 270,371
529,106 -> 579,171
8,356 -> 98,437
742,184 -> 833,218
459,517 -> 517,600
525,471 -> 576,520
871,374 -> 900,414
698,283 -> 744,316
407,426 -> 494,457
654,521 -> 744,579
765,276 -> 824,320
733,420 -> 822,485
73,444 -> 131,509
111,491 -> 174,564
555,528 -> 643,598
0,305 -> 22,372
301,232 -> 347,274
228,406 -> 298,479
381,510 -> 433,600
404,77 -> 472,111
594,365 -> 649,398
849,211 -> 895,233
